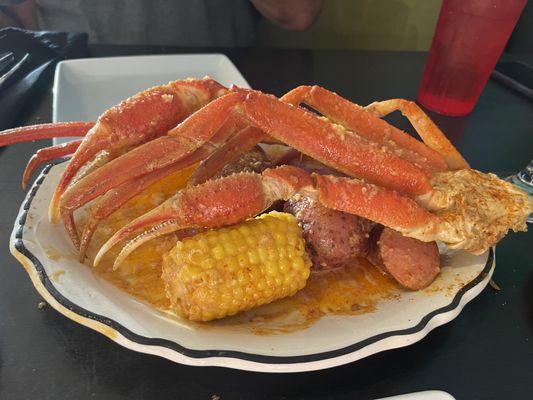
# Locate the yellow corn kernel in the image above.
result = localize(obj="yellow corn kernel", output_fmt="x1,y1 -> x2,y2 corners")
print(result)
247,248 -> 260,265
222,240 -> 238,257
273,231 -> 287,245
236,253 -> 249,268
161,211 -> 311,321
258,246 -> 269,263
211,245 -> 225,260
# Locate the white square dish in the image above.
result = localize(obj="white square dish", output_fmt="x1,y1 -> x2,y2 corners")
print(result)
52,54 -> 250,144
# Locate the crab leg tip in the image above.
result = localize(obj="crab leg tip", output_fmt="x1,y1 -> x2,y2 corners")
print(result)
110,221 -> 181,270
93,242 -> 112,267
21,140 -> 82,191
94,204 -> 178,267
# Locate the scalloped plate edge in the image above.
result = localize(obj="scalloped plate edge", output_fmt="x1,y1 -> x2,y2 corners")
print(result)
9,164 -> 495,373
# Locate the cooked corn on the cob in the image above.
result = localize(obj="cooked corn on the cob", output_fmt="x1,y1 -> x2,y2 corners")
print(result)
161,211 -> 311,321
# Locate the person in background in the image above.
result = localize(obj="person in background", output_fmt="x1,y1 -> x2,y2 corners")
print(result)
0,0 -> 322,46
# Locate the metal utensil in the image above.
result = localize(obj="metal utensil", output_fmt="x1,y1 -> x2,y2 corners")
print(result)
0,52 -> 15,74
0,52 -> 30,91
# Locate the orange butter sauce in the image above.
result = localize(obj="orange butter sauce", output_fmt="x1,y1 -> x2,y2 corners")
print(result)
84,166 -> 401,335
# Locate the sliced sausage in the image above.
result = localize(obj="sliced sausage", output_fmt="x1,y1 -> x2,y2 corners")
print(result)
368,227 -> 440,290
284,197 -> 375,270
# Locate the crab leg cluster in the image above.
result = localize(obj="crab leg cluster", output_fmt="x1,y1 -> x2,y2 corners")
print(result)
70,86 -> 437,260
1,78 -> 531,269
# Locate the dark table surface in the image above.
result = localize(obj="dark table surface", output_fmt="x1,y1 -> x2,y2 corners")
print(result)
0,46 -> 532,400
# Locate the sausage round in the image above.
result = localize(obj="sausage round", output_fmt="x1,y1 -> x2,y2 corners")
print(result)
369,227 -> 440,290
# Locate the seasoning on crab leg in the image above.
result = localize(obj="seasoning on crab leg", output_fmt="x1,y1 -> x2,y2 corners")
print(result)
320,170 -> 532,253
68,87 -> 533,257
364,99 -> 469,170
315,174 -> 439,237
22,139 -> 82,190
419,169 -> 533,253
281,85 -> 450,173
95,165 -> 437,270
243,90 -> 432,195
0,78 -> 229,224
2,79 -> 529,263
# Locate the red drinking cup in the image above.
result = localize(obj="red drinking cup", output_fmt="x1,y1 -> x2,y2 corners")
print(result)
417,0 -> 527,116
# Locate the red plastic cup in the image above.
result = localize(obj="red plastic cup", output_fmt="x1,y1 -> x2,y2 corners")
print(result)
417,0 -> 527,116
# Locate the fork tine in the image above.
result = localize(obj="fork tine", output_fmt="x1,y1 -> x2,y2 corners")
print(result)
0,52 -> 13,61
0,53 -> 30,86
0,52 -> 14,74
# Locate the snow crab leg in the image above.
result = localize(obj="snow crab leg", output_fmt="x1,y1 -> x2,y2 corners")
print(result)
281,85 -> 455,173
364,98 -> 469,170
0,121 -> 94,147
85,87 -> 531,266
78,124 -> 265,259
22,139 -> 82,190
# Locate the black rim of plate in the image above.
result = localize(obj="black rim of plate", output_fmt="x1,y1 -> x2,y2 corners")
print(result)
14,159 -> 494,365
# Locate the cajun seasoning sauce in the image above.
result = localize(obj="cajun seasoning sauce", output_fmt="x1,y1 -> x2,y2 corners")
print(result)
86,167 -> 198,310
84,166 -> 401,335
205,259 -> 400,335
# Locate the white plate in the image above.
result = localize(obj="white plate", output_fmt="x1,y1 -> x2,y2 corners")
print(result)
376,391 -> 456,400
14,55 -> 494,372
11,160 -> 494,373
52,54 -> 250,144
